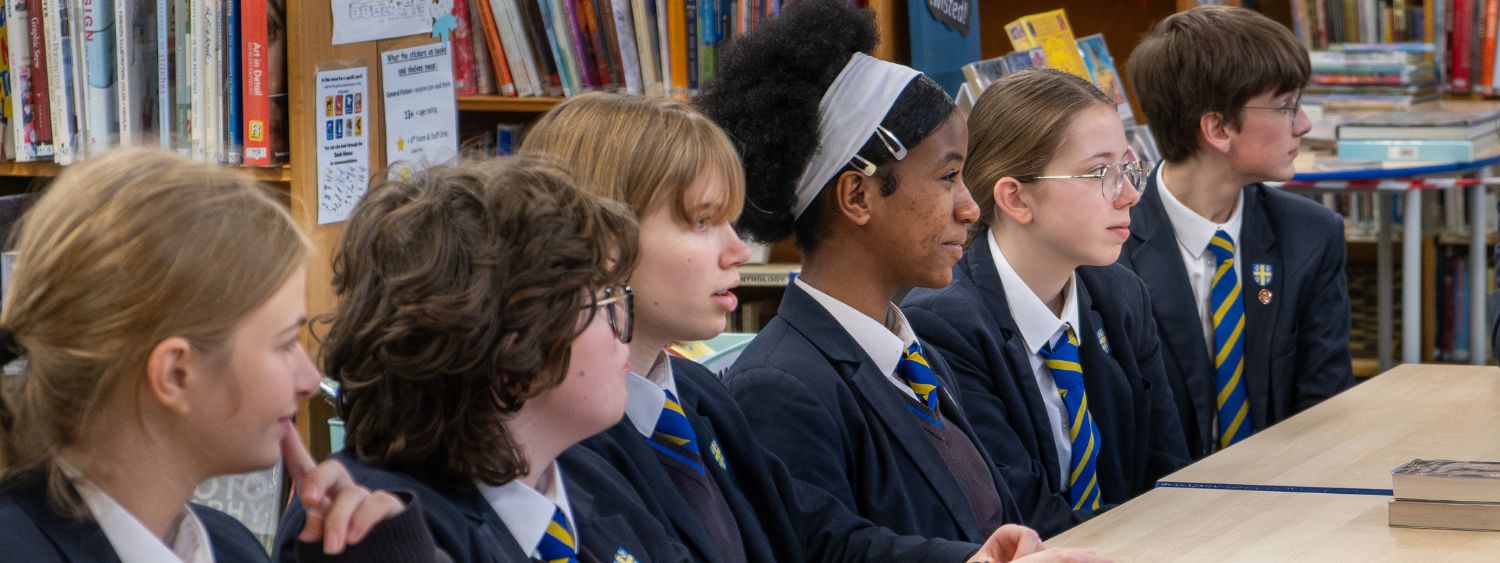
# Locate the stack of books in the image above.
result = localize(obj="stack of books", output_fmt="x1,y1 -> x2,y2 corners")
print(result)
1305,43 -> 1441,112
1389,459 -> 1500,532
1335,102 -> 1500,164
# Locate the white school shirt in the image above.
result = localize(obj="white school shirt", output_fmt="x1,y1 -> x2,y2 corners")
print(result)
64,464 -> 214,563
477,462 -> 576,560
624,350 -> 683,438
987,227 -> 1081,486
794,277 -> 921,404
1155,162 -> 1245,353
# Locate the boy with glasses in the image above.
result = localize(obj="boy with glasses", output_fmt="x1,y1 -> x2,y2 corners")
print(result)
905,69 -> 1190,537
1120,5 -> 1353,460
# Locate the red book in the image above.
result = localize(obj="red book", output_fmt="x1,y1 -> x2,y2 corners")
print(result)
241,0 -> 285,166
452,0 -> 478,94
1453,0 -> 1474,93
25,0 -> 50,148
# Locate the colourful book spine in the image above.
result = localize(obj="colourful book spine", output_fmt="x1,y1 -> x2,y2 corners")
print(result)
1452,0 -> 1473,92
24,0 -> 49,156
468,0 -> 496,94
240,0 -> 269,165
452,0 -> 476,94
8,0 -> 37,161
43,0 -> 76,164
666,0 -> 685,94
82,0 -> 118,153
0,3 -> 10,161
225,0 -> 241,164
561,0 -> 597,88
475,0 -> 518,96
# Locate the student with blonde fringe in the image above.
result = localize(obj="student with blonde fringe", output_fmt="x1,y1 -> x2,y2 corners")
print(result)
524,91 -> 1077,563
0,147 -> 438,562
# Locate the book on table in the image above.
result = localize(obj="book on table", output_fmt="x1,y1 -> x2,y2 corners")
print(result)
1388,459 -> 1500,532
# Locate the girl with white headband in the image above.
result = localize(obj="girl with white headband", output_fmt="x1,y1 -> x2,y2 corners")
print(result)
904,69 -> 1191,538
701,3 -> 1105,558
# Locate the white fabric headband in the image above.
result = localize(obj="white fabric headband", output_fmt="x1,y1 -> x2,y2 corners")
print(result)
792,52 -> 922,219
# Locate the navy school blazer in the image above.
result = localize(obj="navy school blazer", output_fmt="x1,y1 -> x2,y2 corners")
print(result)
273,450 -> 692,563
723,282 -> 1023,544
1118,168 -> 1354,458
581,356 -> 982,563
0,476 -> 268,563
902,240 -> 1191,537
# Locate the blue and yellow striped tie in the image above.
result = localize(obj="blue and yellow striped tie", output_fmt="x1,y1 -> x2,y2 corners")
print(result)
536,506 -> 579,563
1039,328 -> 1103,511
648,388 -> 706,475
897,341 -> 943,427
1208,229 -> 1252,449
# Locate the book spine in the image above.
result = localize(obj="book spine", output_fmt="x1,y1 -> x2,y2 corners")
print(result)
475,0 -> 517,96
545,0 -> 581,94
240,0 -> 270,166
1336,138 -> 1492,162
560,0 -> 595,88
468,0 -> 496,94
587,0 -> 620,89
577,0 -> 609,89
495,0 -> 535,96
451,0 -> 476,94
0,4 -> 10,161
202,0 -> 221,162
43,0 -> 74,164
500,0 -> 542,96
519,0 -> 561,95
83,0 -> 118,155
224,0 -> 240,164
1453,0 -> 1473,92
8,0 -> 37,162
157,0 -> 172,148
25,0 -> 49,156
666,0 -> 684,94
610,0 -> 640,95
630,0 -> 658,95
655,0 -> 669,93
114,0 -> 133,144
533,0 -> 572,95
683,0 -> 695,89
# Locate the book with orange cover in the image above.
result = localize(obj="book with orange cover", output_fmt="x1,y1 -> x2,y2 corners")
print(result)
475,0 -> 519,96
666,0 -> 687,95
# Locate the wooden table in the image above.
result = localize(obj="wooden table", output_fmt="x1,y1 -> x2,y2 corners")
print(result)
1045,364 -> 1500,560
1048,488 -> 1500,561
1161,364 -> 1500,491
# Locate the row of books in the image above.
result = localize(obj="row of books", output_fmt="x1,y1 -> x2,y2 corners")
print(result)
447,0 -> 785,98
956,9 -> 1160,169
1306,43 -> 1441,112
1291,0 -> 1427,48
0,0 -> 288,166
1334,102 -> 1500,162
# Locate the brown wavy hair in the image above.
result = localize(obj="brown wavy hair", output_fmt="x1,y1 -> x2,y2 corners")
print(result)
319,156 -> 638,485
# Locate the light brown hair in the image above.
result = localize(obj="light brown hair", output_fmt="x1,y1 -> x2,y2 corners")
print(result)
320,156 -> 638,485
521,92 -> 744,225
0,147 -> 309,515
964,68 -> 1115,241
1128,5 -> 1310,162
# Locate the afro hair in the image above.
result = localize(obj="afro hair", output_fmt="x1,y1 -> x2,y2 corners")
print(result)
696,0 -> 954,249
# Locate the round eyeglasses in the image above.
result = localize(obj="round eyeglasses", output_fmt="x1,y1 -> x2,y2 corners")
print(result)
1242,91 -> 1303,130
582,285 -> 634,344
1029,160 -> 1148,201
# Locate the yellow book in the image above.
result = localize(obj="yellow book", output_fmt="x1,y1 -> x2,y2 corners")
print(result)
1003,9 -> 1090,80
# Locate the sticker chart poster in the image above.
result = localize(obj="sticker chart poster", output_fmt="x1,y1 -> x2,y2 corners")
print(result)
331,0 -> 434,45
380,42 -> 459,177
315,67 -> 371,225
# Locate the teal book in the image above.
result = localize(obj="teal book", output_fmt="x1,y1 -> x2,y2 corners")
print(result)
906,0 -> 979,97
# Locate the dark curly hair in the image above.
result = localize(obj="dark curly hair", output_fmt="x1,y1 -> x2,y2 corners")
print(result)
696,0 -> 955,252
318,156 -> 638,485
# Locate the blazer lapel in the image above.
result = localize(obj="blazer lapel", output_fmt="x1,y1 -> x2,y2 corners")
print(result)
443,482 -> 531,563
1237,185 -> 1282,432
1131,174 -> 1217,444
1074,281 -> 1128,477
777,283 -> 982,540
624,429 -> 721,563
11,478 -> 121,563
962,240 -> 1066,491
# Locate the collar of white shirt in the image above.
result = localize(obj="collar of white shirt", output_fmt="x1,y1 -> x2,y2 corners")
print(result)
477,462 -> 575,559
793,277 -> 922,402
62,462 -> 214,563
1155,161 -> 1245,259
987,227 -> 1081,352
625,349 -> 682,438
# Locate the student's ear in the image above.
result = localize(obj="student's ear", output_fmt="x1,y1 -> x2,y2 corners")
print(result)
830,169 -> 874,226
993,177 -> 1034,225
144,337 -> 199,416
1199,111 -> 1235,155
